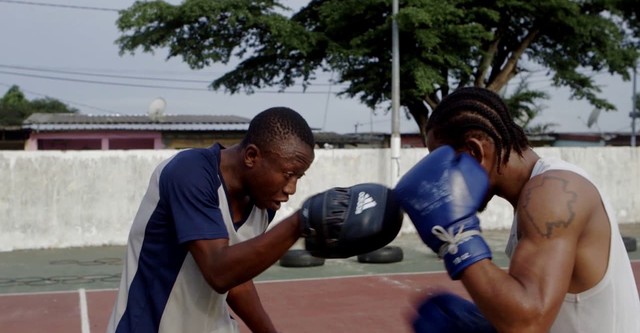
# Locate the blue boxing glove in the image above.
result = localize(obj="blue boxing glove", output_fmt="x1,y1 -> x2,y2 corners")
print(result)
394,145 -> 491,279
412,293 -> 497,333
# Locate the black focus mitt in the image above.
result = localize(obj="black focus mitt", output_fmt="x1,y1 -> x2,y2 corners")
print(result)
299,183 -> 404,258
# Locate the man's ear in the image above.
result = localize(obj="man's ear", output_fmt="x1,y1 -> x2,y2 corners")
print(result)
244,144 -> 260,168
464,137 -> 485,165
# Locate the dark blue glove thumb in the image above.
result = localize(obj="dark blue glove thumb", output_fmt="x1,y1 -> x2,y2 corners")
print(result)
412,293 -> 497,333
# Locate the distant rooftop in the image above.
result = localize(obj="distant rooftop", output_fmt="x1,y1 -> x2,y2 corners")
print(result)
23,113 -> 251,131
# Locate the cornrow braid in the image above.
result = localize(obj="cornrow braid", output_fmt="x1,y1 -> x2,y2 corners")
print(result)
426,87 -> 529,169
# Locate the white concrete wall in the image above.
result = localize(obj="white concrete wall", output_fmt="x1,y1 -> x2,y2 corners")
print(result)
1,147 -> 638,251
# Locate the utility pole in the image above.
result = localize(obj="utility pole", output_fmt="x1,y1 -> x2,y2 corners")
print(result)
390,0 -> 401,186
631,66 -> 638,147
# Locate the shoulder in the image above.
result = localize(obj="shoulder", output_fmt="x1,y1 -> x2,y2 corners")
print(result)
164,148 -> 219,174
516,169 -> 598,240
524,169 -> 598,207
160,148 -> 222,188
172,147 -> 216,164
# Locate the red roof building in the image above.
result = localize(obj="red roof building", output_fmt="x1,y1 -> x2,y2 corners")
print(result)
23,113 -> 250,150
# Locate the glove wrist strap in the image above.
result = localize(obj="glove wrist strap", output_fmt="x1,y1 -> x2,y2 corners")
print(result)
433,225 -> 482,258
430,216 -> 492,279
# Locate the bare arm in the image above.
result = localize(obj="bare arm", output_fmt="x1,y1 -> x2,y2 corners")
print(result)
227,280 -> 277,333
461,172 -> 592,332
188,212 -> 301,294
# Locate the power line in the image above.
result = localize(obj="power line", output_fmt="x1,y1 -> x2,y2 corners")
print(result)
0,64 -> 344,87
0,82 -> 121,114
0,70 -> 209,91
525,71 -> 617,87
0,64 -> 210,84
0,0 -> 119,12
0,70 -> 336,94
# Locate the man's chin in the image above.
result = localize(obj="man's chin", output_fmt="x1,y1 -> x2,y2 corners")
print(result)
256,201 -> 281,211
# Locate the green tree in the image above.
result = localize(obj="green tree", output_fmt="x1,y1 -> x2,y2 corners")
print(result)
502,76 -> 556,134
0,85 -> 78,126
116,0 -> 639,137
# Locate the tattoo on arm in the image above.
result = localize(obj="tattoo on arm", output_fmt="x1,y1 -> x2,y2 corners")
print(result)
522,175 -> 577,238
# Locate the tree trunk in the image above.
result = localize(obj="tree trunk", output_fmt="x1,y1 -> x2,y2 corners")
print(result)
405,99 -> 431,146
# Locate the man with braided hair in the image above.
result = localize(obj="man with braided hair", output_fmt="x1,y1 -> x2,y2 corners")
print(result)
107,106 -> 403,333
394,87 -> 640,332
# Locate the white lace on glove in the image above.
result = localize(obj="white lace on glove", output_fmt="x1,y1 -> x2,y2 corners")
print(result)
431,225 -> 481,258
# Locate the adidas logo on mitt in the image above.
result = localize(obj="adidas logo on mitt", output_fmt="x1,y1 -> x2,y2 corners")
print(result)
355,191 -> 377,214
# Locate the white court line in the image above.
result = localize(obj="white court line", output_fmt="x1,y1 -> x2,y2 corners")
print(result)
0,287 -> 117,297
254,270 -> 449,284
78,288 -> 91,333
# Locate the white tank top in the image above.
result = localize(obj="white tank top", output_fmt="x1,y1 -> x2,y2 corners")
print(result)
505,157 -> 640,333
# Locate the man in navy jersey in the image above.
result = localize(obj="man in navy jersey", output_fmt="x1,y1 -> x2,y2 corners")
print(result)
107,107 -> 317,333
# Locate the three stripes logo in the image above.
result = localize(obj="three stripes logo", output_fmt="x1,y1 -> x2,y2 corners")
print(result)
355,191 -> 377,214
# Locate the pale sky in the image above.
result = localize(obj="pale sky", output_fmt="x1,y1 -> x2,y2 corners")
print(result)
0,0 -> 637,135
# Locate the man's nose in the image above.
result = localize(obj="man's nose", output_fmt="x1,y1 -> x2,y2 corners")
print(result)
284,177 -> 297,195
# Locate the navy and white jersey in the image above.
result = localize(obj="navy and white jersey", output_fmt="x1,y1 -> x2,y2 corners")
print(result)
107,144 -> 275,333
